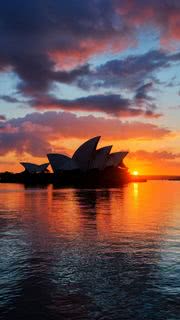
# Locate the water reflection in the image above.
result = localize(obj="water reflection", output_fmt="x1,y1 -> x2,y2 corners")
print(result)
0,182 -> 180,319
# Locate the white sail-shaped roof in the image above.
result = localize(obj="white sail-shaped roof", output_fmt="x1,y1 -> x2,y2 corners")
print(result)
47,154 -> 78,173
105,151 -> 128,168
72,136 -> 101,171
20,162 -> 49,173
91,146 -> 112,170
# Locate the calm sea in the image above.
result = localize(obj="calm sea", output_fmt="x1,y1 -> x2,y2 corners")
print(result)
0,181 -> 180,320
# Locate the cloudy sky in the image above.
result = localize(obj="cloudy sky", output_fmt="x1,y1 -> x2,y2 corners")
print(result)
0,0 -> 180,174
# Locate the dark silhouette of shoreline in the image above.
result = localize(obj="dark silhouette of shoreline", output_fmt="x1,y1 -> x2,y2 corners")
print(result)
0,168 -> 147,187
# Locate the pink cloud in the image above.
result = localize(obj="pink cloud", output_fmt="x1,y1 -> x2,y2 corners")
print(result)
129,150 -> 180,161
0,111 -> 171,157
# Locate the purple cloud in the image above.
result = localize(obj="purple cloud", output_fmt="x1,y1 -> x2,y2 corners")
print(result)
0,115 -> 6,121
32,93 -> 161,118
0,1 -> 180,98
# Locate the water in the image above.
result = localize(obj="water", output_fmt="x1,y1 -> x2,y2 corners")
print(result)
0,181 -> 180,320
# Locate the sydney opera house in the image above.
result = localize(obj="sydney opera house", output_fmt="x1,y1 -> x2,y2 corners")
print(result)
20,137 -> 128,172
17,136 -> 129,185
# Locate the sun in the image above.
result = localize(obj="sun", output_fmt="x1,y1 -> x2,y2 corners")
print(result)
132,170 -> 139,176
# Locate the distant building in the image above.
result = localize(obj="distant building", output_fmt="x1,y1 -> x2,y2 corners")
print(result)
47,154 -> 78,173
91,146 -> 112,170
20,162 -> 49,174
106,151 -> 128,168
72,136 -> 101,171
47,137 -> 128,173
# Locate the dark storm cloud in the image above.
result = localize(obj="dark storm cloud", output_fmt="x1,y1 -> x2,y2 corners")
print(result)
0,0 -> 132,96
28,50 -> 179,117
0,115 -> 6,121
0,0 -> 180,98
52,64 -> 90,83
75,51 -> 180,91
0,95 -> 21,103
135,83 -> 154,101
32,93 -> 161,118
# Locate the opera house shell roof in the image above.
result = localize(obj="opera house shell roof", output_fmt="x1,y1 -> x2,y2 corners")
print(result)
47,154 -> 78,173
20,162 -> 49,173
72,136 -> 100,171
106,151 -> 128,168
91,146 -> 112,170
47,137 -> 128,173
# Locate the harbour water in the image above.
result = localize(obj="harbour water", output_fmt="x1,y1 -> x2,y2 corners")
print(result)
0,181 -> 180,320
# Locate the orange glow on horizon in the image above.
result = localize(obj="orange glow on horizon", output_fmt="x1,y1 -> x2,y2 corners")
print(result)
132,170 -> 139,176
1,137 -> 180,175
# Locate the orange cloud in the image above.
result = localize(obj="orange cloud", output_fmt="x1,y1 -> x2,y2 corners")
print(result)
0,111 -> 173,173
127,149 -> 180,175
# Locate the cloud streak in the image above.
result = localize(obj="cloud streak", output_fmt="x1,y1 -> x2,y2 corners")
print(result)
32,93 -> 161,118
75,50 -> 180,91
130,150 -> 180,161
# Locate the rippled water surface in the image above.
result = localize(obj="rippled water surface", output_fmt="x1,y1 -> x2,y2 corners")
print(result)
0,181 -> 180,320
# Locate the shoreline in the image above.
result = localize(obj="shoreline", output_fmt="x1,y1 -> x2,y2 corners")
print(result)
0,169 -> 147,187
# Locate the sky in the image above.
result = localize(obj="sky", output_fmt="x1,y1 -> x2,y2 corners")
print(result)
0,0 -> 180,175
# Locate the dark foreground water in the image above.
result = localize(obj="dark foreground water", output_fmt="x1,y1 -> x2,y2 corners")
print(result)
0,181 -> 180,320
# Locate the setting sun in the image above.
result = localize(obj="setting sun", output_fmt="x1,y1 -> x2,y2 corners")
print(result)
132,170 -> 139,176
